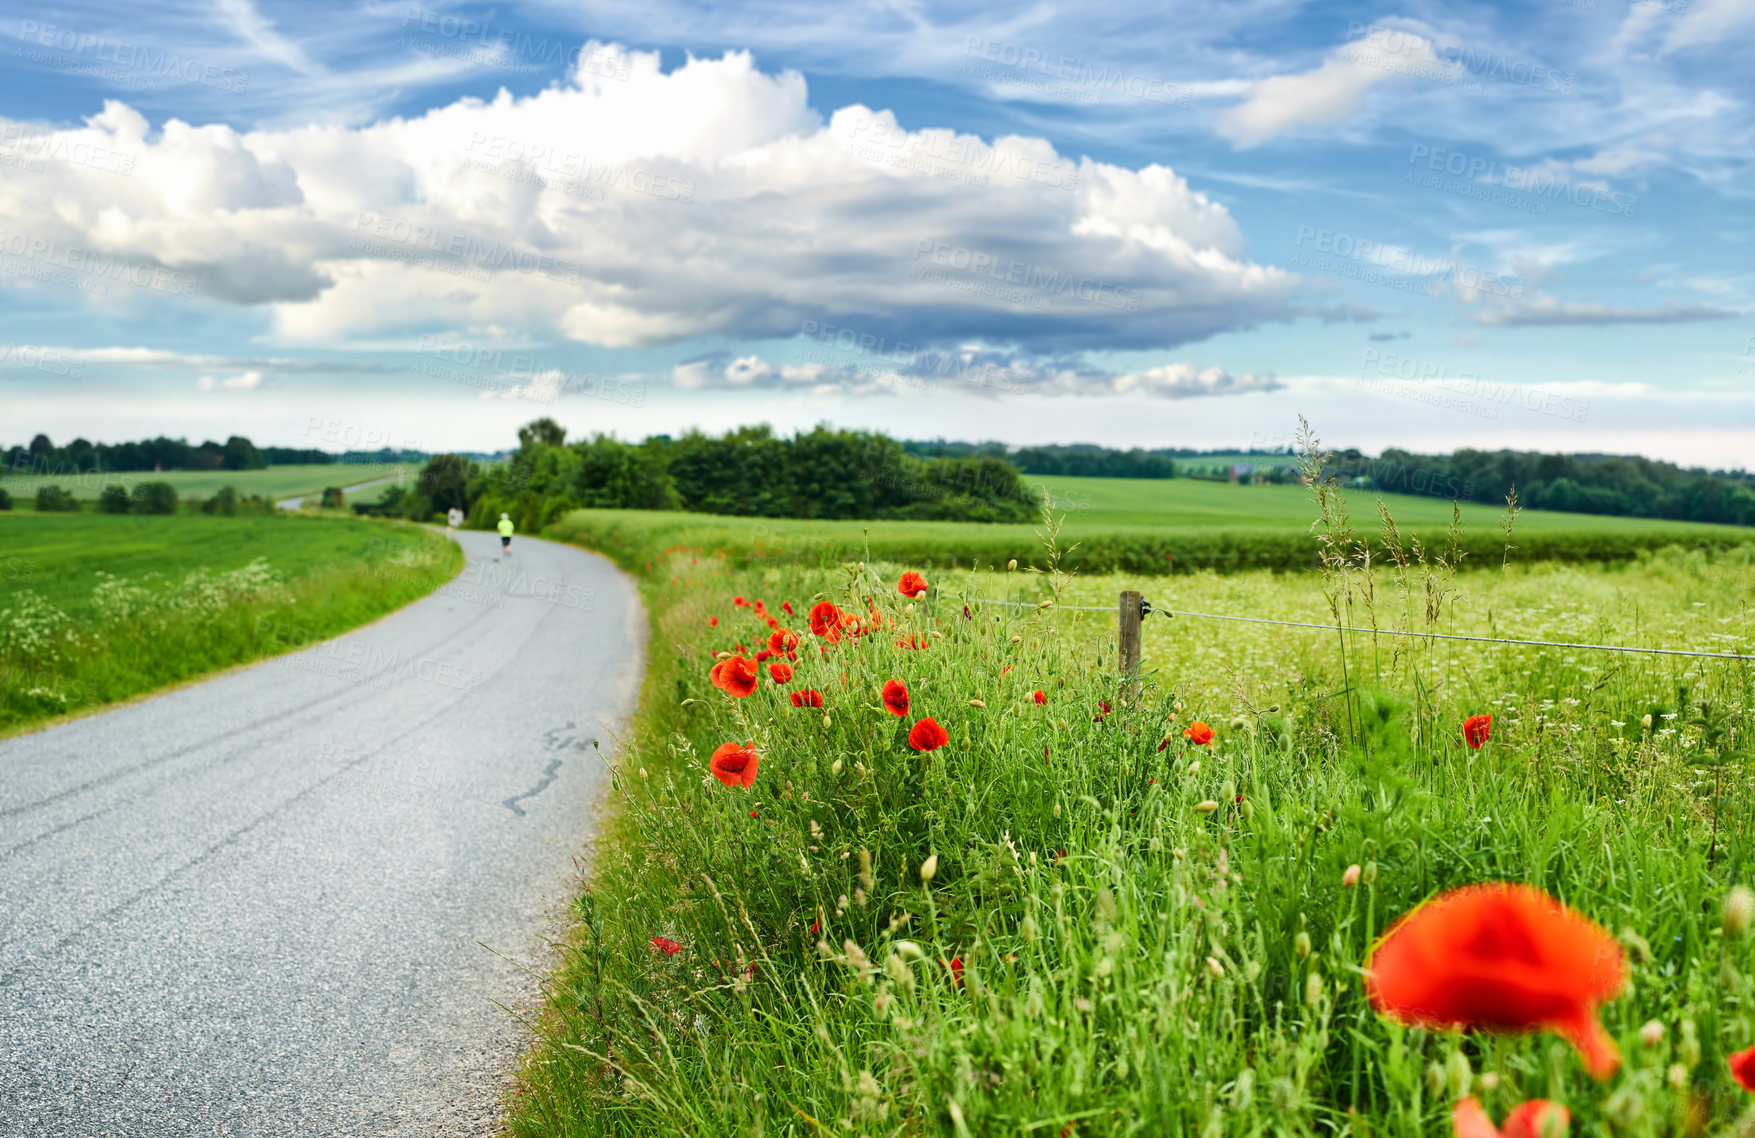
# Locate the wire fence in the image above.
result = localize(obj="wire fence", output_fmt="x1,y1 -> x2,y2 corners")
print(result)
975,597 -> 1755,663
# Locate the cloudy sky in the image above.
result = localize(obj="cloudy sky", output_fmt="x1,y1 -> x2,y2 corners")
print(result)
2,0 -> 1752,465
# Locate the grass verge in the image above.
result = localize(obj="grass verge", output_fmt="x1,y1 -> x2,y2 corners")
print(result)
0,512 -> 460,735
511,494 -> 1755,1135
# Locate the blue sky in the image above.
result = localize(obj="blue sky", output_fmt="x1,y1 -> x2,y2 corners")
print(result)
2,0 -> 1752,466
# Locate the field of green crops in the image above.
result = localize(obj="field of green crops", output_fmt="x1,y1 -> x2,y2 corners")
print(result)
0,512 -> 459,735
509,481 -> 1755,1136
0,463 -> 410,504
546,474 -> 1755,578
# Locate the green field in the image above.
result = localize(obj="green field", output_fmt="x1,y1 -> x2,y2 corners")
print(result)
544,475 -> 1755,578
509,503 -> 1755,1136
0,463 -> 411,503
0,512 -> 459,734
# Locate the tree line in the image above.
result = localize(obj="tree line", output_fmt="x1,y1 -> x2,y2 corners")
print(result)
3,433 -> 426,475
387,421 -> 1038,531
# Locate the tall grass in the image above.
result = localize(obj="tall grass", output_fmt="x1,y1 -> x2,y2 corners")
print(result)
0,515 -> 460,734
512,476 -> 1755,1135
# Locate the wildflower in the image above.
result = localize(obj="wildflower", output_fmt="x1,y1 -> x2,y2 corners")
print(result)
1729,1044 -> 1755,1091
1343,864 -> 1362,887
810,915 -> 821,936
945,956 -> 964,985
897,571 -> 929,598
733,596 -> 747,607
650,936 -> 683,957
1033,690 -> 1046,704
709,742 -> 761,788
791,689 -> 824,708
919,854 -> 938,882
769,661 -> 794,684
707,616 -> 718,627
709,655 -> 759,698
1184,721 -> 1214,746
896,634 -> 930,650
1093,700 -> 1112,722
882,679 -> 910,717
1366,883 -> 1627,1079
908,718 -> 949,752
768,628 -> 799,654
1464,714 -> 1493,749
809,601 -> 842,636
782,601 -> 794,615
1452,1097 -> 1569,1138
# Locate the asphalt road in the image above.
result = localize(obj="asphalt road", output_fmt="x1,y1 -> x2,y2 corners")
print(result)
0,529 -> 644,1136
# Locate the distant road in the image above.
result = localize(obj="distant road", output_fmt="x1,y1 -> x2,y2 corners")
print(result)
276,471 -> 406,511
0,529 -> 644,1136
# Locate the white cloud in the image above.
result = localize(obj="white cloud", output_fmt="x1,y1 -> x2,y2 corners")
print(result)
0,44 -> 1299,358
195,369 -> 266,390
1473,298 -> 1740,326
1218,24 -> 1453,146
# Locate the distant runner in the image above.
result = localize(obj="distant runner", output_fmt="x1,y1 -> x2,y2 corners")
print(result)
497,512 -> 515,555
446,506 -> 463,535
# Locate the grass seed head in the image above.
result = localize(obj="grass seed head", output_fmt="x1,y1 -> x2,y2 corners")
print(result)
1725,886 -> 1754,937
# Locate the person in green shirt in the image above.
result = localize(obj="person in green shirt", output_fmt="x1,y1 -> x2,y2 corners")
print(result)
497,512 -> 515,554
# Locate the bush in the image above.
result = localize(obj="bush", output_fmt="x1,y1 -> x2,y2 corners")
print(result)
350,484 -> 406,517
319,486 -> 345,509
130,481 -> 179,515
0,485 -> 13,510
202,486 -> 239,516
98,485 -> 131,513
34,485 -> 80,512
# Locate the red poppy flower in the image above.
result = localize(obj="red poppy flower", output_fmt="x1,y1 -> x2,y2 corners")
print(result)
766,617 -> 779,629
809,916 -> 821,935
809,601 -> 841,637
754,649 -> 773,663
707,616 -> 718,627
769,661 -> 794,683
1366,883 -> 1626,1079
963,604 -> 971,619
782,601 -> 794,615
791,689 -> 824,708
733,596 -> 747,607
1093,700 -> 1112,722
1033,690 -> 1046,704
1185,721 -> 1214,745
768,628 -> 799,654
709,655 -> 759,699
1730,1044 -> 1755,1092
650,936 -> 683,957
1452,1096 -> 1570,1138
708,741 -> 761,788
1464,713 -> 1493,750
896,635 -> 929,650
898,571 -> 930,597
908,717 -> 949,752
882,679 -> 910,717
945,956 -> 964,985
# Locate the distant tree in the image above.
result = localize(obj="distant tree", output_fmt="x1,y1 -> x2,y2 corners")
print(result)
319,486 -> 345,509
29,434 -> 53,458
416,454 -> 474,513
98,485 -> 131,513
202,486 -> 240,516
131,482 -> 179,514
0,485 -> 12,510
518,418 -> 567,450
220,436 -> 266,471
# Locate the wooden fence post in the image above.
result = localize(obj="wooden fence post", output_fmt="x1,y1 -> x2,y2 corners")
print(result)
1119,589 -> 1142,700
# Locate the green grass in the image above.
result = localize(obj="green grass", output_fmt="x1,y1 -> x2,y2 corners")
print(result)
507,490 -> 1755,1136
0,462 -> 410,503
0,512 -> 460,735
545,477 -> 1755,578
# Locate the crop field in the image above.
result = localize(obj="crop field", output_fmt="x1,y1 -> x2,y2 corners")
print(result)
546,476 -> 1755,578
0,463 -> 410,504
511,483 -> 1755,1135
0,512 -> 459,735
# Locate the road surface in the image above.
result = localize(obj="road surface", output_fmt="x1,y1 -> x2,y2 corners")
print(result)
276,471 -> 408,512
0,529 -> 644,1136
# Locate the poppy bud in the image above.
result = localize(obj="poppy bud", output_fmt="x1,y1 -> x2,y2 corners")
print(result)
1305,971 -> 1323,1005
1206,956 -> 1224,978
1667,1063 -> 1689,1090
1196,800 -> 1219,813
1221,778 -> 1235,802
1342,864 -> 1362,888
1188,761 -> 1200,776
1230,716 -> 1247,731
1640,1020 -> 1665,1048
968,699 -> 986,707
1423,1062 -> 1446,1097
1724,886 -> 1754,937
1361,861 -> 1378,886
1053,803 -> 1061,818
1446,1051 -> 1472,1098
1641,713 -> 1653,729
1009,635 -> 1022,644
638,767 -> 648,780
920,854 -> 938,883
1007,559 -> 1017,571
1294,930 -> 1311,959
1477,1072 -> 1498,1091
1680,1019 -> 1701,1067
822,714 -> 832,728
832,759 -> 843,775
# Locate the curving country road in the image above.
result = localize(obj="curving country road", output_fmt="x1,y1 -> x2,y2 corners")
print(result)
0,530 -> 643,1136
